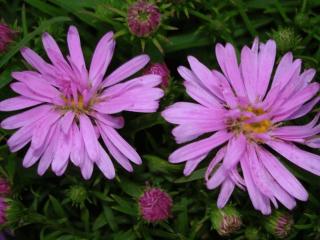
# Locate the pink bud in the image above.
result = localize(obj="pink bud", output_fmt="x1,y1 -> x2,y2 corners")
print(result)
139,187 -> 172,222
0,179 -> 10,197
0,198 -> 7,224
0,23 -> 16,53
127,1 -> 161,37
144,63 -> 170,89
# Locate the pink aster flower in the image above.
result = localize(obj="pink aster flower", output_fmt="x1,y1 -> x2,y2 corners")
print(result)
139,187 -> 172,222
0,26 -> 164,179
162,38 -> 320,214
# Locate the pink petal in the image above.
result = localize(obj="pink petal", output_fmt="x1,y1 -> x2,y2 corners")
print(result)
51,128 -> 72,174
67,26 -> 86,72
70,123 -> 85,167
101,131 -> 133,172
103,54 -> 150,87
100,124 -> 141,164
0,96 -> 42,111
20,47 -> 53,74
257,146 -> 308,201
96,144 -> 116,179
1,104 -> 51,129
267,140 -> 320,175
183,154 -> 207,176
206,166 -> 227,190
42,32 -> 67,66
60,111 -> 75,134
79,114 -> 100,161
240,152 -> 271,215
217,179 -> 235,208
223,134 -> 246,170
257,40 -> 276,99
89,32 -> 114,87
31,111 -> 61,150
169,131 -> 231,163
80,152 -> 94,180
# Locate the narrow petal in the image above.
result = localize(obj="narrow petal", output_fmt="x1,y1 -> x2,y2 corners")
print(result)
70,123 -> 85,167
206,166 -> 227,190
67,26 -> 86,72
183,154 -> 207,176
257,40 -> 276,99
240,152 -> 271,215
101,132 -> 133,172
103,54 -> 150,87
1,104 -> 51,129
60,111 -> 75,134
99,123 -> 141,164
80,152 -> 94,180
0,96 -> 42,111
51,128 -> 72,174
217,179 -> 235,208
257,146 -> 308,201
20,47 -> 53,74
169,131 -> 231,163
223,134 -> 246,170
79,114 -> 100,161
267,140 -> 320,175
96,144 -> 116,179
89,32 -> 114,86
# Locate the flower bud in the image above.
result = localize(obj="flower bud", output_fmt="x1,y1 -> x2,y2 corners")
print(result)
0,179 -> 10,197
210,205 -> 242,236
272,27 -> 301,53
264,211 -> 294,239
0,197 -> 7,224
144,63 -> 170,89
67,185 -> 87,207
0,23 -> 16,53
127,1 -> 161,37
139,187 -> 172,222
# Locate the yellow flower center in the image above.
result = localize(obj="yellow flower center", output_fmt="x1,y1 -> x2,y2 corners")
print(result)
60,95 -> 94,114
242,107 -> 271,134
228,106 -> 272,136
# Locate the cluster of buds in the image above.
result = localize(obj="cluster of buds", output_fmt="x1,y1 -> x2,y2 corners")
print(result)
138,187 -> 173,223
0,23 -> 16,53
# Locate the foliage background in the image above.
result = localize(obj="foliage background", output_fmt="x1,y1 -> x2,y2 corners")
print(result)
0,0 -> 320,239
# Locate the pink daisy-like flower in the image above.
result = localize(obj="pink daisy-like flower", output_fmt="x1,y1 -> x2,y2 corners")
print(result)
162,38 -> 320,214
0,26 -> 164,179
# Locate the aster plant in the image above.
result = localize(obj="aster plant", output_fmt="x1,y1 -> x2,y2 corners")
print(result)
0,25 -> 163,179
162,38 -> 320,214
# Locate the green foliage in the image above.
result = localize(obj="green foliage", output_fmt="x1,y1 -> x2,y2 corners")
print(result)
0,0 -> 320,239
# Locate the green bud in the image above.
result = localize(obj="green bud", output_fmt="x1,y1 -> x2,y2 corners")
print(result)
210,205 -> 242,236
272,27 -> 302,53
294,13 -> 309,28
264,211 -> 294,239
67,185 -> 87,207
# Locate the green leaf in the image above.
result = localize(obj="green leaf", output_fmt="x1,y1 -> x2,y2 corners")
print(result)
103,205 -> 118,231
49,195 -> 66,218
174,168 -> 206,183
118,178 -> 143,198
144,155 -> 181,174
111,194 -> 138,216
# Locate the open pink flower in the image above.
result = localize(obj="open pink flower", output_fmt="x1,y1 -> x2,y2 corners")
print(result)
0,26 -> 163,179
162,38 -> 320,214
